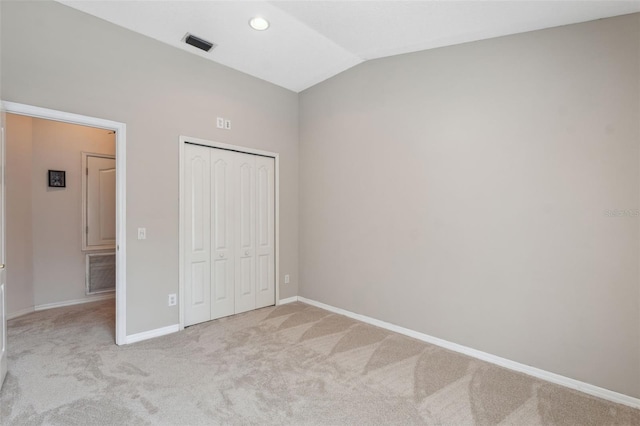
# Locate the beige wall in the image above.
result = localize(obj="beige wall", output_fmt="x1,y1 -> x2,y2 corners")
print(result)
5,114 -> 115,314
299,14 -> 640,398
31,118 -> 115,306
5,114 -> 34,316
1,0 -> 299,334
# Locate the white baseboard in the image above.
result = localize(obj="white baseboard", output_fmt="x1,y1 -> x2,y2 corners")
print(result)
297,296 -> 640,410
34,293 -> 115,311
125,324 -> 180,344
128,296 -> 299,344
7,306 -> 35,320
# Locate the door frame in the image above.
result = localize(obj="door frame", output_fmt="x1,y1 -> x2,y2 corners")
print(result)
1,101 -> 127,345
1,107 -> 7,388
178,135 -> 280,330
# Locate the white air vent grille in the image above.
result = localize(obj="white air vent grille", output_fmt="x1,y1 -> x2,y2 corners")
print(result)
86,253 -> 115,295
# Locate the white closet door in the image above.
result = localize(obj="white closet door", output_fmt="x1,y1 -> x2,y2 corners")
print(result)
255,156 -> 275,308
184,144 -> 276,326
184,144 -> 212,326
210,149 -> 236,320
234,153 -> 256,314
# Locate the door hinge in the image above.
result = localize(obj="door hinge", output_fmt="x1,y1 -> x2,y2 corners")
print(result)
86,226 -> 89,234
86,168 -> 89,175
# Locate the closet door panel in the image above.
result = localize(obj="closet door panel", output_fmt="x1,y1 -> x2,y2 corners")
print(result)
184,144 -> 212,326
184,144 -> 276,326
234,154 -> 256,314
211,149 -> 236,319
256,157 -> 275,308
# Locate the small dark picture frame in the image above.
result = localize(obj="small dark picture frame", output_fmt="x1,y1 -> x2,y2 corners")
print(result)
48,170 -> 66,188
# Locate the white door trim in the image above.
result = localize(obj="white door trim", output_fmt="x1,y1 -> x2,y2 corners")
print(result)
179,135 -> 280,330
1,101 -> 127,345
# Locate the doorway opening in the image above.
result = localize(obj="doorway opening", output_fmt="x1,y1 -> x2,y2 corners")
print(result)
1,101 -> 126,345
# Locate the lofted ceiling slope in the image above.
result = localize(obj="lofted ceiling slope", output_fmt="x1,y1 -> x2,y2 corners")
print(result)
58,1 -> 640,92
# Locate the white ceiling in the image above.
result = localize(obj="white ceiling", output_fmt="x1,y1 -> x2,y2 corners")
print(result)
58,1 -> 640,93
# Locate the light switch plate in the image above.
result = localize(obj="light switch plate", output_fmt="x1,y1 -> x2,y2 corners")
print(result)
137,227 -> 146,240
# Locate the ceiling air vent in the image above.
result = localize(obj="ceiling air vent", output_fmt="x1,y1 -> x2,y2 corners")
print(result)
184,33 -> 215,52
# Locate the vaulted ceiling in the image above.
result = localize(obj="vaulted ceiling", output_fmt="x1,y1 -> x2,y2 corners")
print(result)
58,1 -> 640,92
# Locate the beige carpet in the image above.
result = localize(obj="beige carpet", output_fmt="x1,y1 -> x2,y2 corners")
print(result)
1,300 -> 638,425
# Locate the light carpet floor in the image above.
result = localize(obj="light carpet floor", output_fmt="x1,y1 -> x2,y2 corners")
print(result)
1,300 -> 638,425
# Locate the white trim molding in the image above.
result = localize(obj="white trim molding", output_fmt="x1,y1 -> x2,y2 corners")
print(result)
1,101 -> 127,345
297,296 -> 640,410
35,293 -> 115,311
278,296 -> 299,305
125,324 -> 180,344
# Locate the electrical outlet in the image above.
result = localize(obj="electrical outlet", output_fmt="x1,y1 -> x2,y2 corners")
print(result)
224,119 -> 231,130
216,117 -> 224,129
168,294 -> 177,306
284,274 -> 290,284
137,227 -> 146,240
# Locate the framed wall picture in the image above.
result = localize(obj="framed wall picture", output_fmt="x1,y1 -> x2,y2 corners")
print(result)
48,170 -> 66,188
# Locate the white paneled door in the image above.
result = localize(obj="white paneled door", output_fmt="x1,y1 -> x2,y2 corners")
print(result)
184,144 -> 212,326
184,144 -> 275,327
234,155 -> 256,315
210,148 -> 236,320
83,153 -> 116,251
255,156 -> 275,309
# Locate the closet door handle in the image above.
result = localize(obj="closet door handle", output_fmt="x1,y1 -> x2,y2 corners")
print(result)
245,251 -> 249,256
219,254 -> 224,258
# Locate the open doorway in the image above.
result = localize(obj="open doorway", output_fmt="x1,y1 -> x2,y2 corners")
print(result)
1,102 -> 126,345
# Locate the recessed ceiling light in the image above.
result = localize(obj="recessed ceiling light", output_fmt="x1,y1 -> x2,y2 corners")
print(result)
249,16 -> 270,31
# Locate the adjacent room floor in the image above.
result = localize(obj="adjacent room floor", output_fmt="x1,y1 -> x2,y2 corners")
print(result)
1,300 -> 638,425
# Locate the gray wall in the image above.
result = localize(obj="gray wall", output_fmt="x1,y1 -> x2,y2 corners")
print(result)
1,0 -> 299,334
299,14 -> 640,398
30,117 -> 115,307
2,0 -> 638,400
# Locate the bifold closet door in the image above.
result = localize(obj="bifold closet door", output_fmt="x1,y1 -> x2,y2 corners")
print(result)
185,144 -> 236,325
184,143 -> 275,326
210,148 -> 237,320
184,143 -> 212,326
255,156 -> 275,309
234,154 -> 276,313
234,154 -> 256,314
